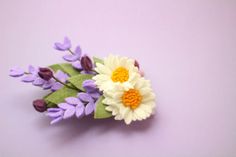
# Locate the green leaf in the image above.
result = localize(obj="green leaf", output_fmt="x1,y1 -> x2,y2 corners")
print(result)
68,74 -> 93,91
46,102 -> 57,108
49,63 -> 80,76
44,87 -> 78,105
49,64 -> 62,72
94,96 -> 112,119
93,57 -> 104,65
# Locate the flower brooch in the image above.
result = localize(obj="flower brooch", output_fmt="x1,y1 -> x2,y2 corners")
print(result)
9,37 -> 156,125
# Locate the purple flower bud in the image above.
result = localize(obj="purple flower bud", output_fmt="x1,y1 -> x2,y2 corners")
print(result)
38,68 -> 53,81
81,55 -> 93,71
33,99 -> 47,112
134,60 -> 140,69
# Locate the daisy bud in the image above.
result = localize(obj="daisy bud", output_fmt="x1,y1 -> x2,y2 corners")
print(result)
38,68 -> 53,81
33,99 -> 47,112
134,60 -> 140,69
81,55 -> 93,71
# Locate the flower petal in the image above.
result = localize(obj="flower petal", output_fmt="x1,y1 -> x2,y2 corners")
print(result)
33,77 -> 45,86
42,80 -> 54,89
74,46 -> 82,56
21,75 -> 36,82
50,116 -> 63,125
75,105 -> 85,118
77,93 -> 93,102
82,80 -> 97,92
9,67 -> 24,77
63,108 -> 75,119
51,82 -> 63,91
46,110 -> 63,118
63,54 -> 80,62
89,92 -> 101,99
65,97 -> 82,105
72,61 -> 83,70
47,108 -> 61,112
85,101 -> 95,115
58,103 -> 74,110
54,37 -> 71,51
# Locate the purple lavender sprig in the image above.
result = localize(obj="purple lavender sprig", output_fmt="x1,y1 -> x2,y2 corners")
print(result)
54,37 -> 96,75
46,79 -> 101,124
9,65 -> 70,91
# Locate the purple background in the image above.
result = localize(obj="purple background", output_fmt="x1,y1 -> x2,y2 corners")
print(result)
1,0 -> 236,156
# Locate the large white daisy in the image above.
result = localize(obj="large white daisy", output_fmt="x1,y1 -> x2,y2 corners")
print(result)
93,55 -> 140,92
103,77 -> 156,125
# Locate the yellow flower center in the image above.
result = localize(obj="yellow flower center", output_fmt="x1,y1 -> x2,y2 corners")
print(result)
122,89 -> 142,109
111,67 -> 129,83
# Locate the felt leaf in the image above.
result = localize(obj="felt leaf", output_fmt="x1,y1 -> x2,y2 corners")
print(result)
68,74 -> 93,91
44,86 -> 78,105
49,63 -> 80,76
93,57 -> 104,65
60,63 -> 80,76
47,102 -> 57,108
94,96 -> 112,119
49,64 -> 62,72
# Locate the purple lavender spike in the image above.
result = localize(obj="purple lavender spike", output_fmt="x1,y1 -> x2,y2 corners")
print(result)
9,67 -> 24,77
85,101 -> 95,115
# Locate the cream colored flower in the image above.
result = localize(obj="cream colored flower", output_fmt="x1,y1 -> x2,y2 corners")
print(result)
103,77 -> 156,125
93,55 -> 140,92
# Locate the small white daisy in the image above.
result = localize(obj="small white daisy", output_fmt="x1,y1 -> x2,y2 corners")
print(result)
103,77 -> 156,125
93,55 -> 140,92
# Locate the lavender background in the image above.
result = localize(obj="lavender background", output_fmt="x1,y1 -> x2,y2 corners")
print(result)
1,0 -> 236,157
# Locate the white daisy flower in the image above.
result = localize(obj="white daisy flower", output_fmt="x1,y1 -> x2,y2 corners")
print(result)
103,77 -> 156,125
93,55 -> 140,92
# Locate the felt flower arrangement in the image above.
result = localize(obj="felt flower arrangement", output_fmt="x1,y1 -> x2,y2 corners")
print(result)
9,37 -> 156,125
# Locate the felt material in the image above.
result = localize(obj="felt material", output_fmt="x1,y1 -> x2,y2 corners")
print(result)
93,57 -> 104,65
44,86 -> 78,106
68,74 -> 93,91
54,37 -> 71,51
94,96 -> 112,119
49,63 -> 80,76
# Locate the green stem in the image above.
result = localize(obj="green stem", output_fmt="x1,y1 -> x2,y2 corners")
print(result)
68,49 -> 74,55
